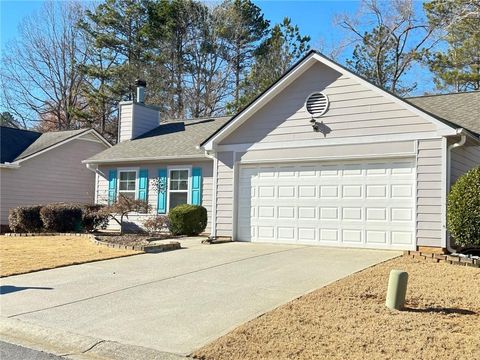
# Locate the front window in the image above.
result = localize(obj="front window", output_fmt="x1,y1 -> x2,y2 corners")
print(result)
118,170 -> 137,199
169,169 -> 189,209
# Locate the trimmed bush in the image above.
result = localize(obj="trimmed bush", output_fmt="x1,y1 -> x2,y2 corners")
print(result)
447,166 -> 480,247
168,204 -> 207,236
40,204 -> 83,232
8,206 -> 43,233
143,215 -> 170,233
82,204 -> 109,232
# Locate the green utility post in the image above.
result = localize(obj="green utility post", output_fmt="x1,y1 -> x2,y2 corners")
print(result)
386,270 -> 408,310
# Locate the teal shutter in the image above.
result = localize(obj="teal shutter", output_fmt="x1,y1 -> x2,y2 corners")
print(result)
108,169 -> 117,205
191,167 -> 202,206
138,169 -> 148,201
157,168 -> 168,214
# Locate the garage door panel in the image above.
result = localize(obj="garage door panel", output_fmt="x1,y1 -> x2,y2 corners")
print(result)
237,159 -> 415,249
366,230 -> 387,244
298,228 -> 316,241
319,228 -> 339,242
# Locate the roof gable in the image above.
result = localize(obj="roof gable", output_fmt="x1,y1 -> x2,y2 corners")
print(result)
201,50 -> 460,150
15,129 -> 89,161
219,62 -> 443,147
5,128 -> 111,164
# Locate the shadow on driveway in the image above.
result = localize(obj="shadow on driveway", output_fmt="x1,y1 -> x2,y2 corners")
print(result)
0,286 -> 53,295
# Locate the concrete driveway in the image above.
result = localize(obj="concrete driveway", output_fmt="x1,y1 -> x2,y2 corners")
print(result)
0,240 -> 399,356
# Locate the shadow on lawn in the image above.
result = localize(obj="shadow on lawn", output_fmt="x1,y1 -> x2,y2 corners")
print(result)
404,307 -> 476,315
0,285 -> 53,295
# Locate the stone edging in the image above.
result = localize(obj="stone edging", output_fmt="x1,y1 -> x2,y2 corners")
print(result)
91,236 -> 181,253
404,251 -> 480,268
4,232 -> 90,237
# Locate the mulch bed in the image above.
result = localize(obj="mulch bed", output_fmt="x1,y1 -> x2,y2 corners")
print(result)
95,233 -> 182,246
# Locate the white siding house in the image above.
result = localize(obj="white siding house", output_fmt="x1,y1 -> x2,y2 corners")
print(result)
85,51 -> 480,252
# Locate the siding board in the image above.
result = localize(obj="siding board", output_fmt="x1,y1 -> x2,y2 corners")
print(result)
416,139 -> 443,247
0,139 -> 107,225
450,139 -> 480,185
220,62 -> 440,147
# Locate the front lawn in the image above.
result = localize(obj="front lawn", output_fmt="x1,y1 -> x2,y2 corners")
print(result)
194,256 -> 480,360
0,235 -> 140,277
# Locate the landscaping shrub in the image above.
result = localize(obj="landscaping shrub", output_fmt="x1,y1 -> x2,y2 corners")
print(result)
82,204 -> 109,232
447,166 -> 480,247
99,195 -> 150,235
40,204 -> 83,232
168,204 -> 207,236
8,206 -> 43,233
143,215 -> 170,233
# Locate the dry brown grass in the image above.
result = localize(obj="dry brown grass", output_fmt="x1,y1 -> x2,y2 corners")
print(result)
194,256 -> 480,360
0,236 -> 140,277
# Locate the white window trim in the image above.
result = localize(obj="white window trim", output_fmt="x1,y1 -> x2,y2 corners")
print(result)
167,166 -> 192,211
117,167 -> 139,200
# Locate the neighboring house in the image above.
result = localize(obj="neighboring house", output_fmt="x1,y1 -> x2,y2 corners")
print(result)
84,50 -> 480,252
0,127 -> 111,230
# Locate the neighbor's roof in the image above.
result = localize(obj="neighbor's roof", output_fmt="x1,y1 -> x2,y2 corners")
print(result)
14,128 -> 90,161
407,91 -> 480,136
85,117 -> 231,163
0,126 -> 41,163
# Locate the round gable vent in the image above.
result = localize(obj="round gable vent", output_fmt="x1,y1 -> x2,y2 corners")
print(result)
305,92 -> 329,117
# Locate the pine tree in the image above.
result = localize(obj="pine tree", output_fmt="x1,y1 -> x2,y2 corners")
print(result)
424,0 -> 480,92
229,17 -> 310,112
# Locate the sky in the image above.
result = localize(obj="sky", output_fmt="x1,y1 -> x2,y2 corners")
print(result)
0,0 -> 435,95
1,0 -> 359,53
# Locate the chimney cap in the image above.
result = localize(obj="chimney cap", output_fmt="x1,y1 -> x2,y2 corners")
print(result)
135,79 -> 147,87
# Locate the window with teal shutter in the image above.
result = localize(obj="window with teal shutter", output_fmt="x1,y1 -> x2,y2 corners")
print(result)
191,167 -> 202,205
108,169 -> 117,205
157,168 -> 168,214
138,169 -> 148,201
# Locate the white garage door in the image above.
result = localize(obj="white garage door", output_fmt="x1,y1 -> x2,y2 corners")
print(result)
237,159 -> 415,250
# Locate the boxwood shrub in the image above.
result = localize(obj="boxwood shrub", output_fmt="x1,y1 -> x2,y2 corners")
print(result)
40,204 -> 84,232
8,206 -> 43,233
168,204 -> 207,236
447,166 -> 480,247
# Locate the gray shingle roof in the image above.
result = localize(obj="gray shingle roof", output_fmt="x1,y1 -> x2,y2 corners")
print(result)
0,126 -> 41,163
86,91 -> 479,164
86,117 -> 231,163
15,128 -> 90,161
407,91 -> 480,136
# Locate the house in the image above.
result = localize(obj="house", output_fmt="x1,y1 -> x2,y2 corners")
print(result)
84,50 -> 480,252
0,127 -> 111,230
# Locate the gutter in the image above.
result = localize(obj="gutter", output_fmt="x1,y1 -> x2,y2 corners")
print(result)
0,162 -> 21,169
82,154 -> 209,164
445,128 -> 467,253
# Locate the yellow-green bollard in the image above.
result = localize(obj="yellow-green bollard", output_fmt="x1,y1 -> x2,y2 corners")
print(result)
386,270 -> 408,310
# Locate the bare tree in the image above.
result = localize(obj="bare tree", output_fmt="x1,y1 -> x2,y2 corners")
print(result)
0,1 -> 88,130
185,5 -> 232,117
336,0 -> 437,95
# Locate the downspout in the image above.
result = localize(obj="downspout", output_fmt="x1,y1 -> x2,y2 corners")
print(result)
202,148 -> 218,240
86,163 -> 101,204
445,129 -> 467,253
